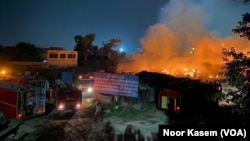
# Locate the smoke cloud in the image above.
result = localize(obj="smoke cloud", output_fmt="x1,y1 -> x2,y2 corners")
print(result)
117,0 -> 250,80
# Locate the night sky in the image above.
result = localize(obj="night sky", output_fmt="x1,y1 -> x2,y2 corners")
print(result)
0,0 -> 249,54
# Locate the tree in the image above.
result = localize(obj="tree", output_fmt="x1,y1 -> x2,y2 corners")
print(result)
74,33 -> 95,65
97,38 -> 122,72
221,47 -> 250,116
220,0 -> 250,119
0,45 -> 4,61
15,42 -> 41,61
232,0 -> 250,40
242,0 -> 250,4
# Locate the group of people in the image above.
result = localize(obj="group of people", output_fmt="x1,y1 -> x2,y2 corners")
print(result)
123,124 -> 145,141
92,100 -> 157,141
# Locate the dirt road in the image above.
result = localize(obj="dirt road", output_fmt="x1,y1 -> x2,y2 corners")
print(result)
1,102 -> 167,141
104,104 -> 166,140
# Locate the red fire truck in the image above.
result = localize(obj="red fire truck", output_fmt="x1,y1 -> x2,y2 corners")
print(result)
158,80 -> 222,116
75,73 -> 94,100
54,80 -> 82,111
0,79 -> 46,120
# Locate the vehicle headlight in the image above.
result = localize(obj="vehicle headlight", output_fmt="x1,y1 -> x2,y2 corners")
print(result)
76,103 -> 81,109
58,104 -> 64,110
87,87 -> 92,92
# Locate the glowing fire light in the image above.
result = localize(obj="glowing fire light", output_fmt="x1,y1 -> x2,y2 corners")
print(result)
116,0 -> 250,81
1,70 -> 6,75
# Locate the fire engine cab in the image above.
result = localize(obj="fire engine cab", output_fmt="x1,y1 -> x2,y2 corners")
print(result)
54,80 -> 82,111
75,73 -> 94,99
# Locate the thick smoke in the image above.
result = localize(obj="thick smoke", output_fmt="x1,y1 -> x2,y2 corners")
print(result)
117,0 -> 250,80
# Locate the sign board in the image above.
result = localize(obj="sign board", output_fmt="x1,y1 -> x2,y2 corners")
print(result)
94,72 -> 139,98
61,71 -> 72,84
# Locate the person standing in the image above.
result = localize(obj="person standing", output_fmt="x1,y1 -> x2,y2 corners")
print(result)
100,105 -> 105,121
124,124 -> 137,141
94,101 -> 101,122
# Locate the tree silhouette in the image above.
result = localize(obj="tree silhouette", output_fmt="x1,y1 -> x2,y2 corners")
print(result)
232,0 -> 250,40
74,34 -> 95,65
220,0 -> 250,119
97,38 -> 122,72
14,42 -> 40,61
221,47 -> 250,116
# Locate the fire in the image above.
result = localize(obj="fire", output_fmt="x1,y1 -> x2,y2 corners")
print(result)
117,1 -> 250,81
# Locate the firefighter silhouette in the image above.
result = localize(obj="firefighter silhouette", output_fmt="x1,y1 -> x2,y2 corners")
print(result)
25,92 -> 34,116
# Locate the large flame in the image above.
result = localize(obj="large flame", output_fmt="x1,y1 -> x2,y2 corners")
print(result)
117,0 -> 250,80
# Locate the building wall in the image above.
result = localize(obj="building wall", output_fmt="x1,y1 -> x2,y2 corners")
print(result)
6,48 -> 78,70
46,50 -> 78,68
